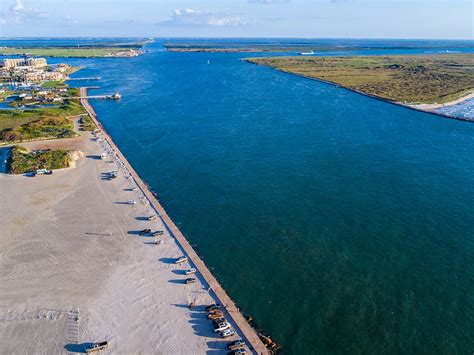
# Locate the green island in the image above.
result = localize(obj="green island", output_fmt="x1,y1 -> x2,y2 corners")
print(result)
164,42 -> 474,53
7,145 -> 72,174
247,54 -> 474,104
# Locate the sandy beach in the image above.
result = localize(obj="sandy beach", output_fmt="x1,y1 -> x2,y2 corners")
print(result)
0,108 -> 264,353
408,90 -> 474,111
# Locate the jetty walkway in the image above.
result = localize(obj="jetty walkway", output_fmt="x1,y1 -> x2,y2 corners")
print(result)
79,87 -> 268,354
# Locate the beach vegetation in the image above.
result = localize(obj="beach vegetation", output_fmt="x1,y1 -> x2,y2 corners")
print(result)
79,114 -> 96,131
7,145 -> 71,174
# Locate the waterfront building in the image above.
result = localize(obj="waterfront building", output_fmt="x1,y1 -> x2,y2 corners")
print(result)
3,57 -> 47,69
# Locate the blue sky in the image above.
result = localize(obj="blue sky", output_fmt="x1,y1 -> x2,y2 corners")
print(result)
0,0 -> 472,39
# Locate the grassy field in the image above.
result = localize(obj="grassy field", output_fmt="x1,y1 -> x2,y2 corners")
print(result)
8,145 -> 71,174
247,54 -> 474,104
42,80 -> 66,89
0,88 -> 85,142
0,47 -> 138,58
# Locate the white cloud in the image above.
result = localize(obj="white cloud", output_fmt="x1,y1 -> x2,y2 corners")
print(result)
11,0 -> 25,12
158,8 -> 249,27
1,0 -> 48,24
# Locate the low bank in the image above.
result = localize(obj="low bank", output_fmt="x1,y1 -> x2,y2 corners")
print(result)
245,58 -> 474,123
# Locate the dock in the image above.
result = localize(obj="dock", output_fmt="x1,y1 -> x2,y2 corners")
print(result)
79,87 -> 269,354
75,93 -> 121,100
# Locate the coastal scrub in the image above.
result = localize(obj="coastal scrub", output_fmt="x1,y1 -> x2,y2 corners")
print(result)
247,54 -> 474,104
8,145 -> 72,174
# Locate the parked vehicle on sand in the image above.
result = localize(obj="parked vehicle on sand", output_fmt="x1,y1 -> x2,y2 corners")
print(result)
139,229 -> 151,236
228,350 -> 246,355
85,341 -> 108,353
36,168 -> 52,175
221,329 -> 235,338
212,318 -> 226,325
175,256 -> 187,264
214,322 -> 230,333
228,340 -> 245,350
206,304 -> 220,312
208,311 -> 224,319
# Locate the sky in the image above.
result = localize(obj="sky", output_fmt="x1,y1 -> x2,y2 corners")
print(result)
0,0 -> 472,39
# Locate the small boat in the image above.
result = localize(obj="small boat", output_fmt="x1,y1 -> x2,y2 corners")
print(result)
175,256 -> 188,264
299,50 -> 314,56
147,215 -> 157,221
185,268 -> 196,275
126,200 -> 136,205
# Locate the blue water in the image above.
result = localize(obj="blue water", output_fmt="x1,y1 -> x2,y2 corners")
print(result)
5,39 -> 474,353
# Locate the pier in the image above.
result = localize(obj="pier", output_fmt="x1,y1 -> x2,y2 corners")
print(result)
80,87 -> 269,354
74,92 -> 121,100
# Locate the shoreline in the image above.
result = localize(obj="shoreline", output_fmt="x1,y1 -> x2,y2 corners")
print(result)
245,60 -> 474,123
408,91 -> 474,111
80,87 -> 269,354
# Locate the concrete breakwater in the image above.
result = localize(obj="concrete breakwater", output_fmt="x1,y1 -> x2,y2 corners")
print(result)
80,87 -> 269,354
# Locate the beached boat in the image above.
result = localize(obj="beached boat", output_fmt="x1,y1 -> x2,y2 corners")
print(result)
185,277 -> 196,284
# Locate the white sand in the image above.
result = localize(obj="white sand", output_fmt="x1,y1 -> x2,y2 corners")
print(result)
409,90 -> 474,111
0,129 -> 247,354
